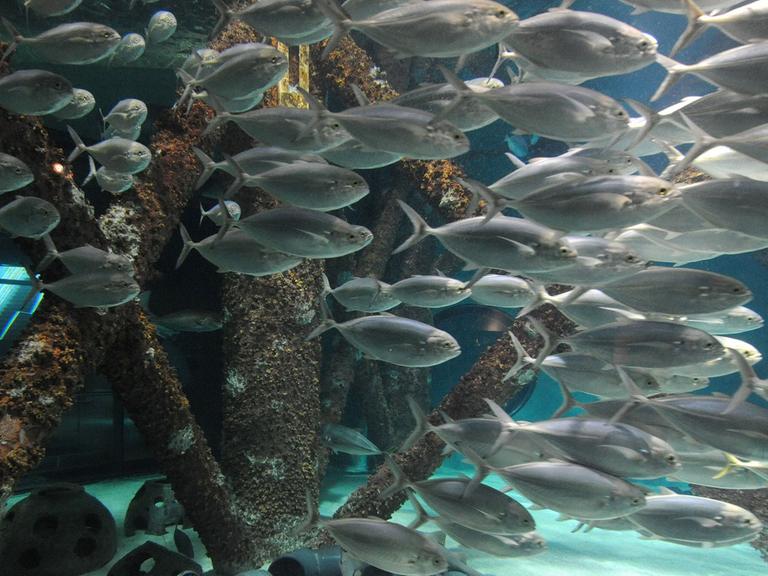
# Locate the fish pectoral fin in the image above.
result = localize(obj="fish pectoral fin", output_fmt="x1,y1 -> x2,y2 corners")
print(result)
296,228 -> 330,244
496,236 -> 536,256
677,516 -> 722,528
588,192 -> 633,210
596,444 -> 645,462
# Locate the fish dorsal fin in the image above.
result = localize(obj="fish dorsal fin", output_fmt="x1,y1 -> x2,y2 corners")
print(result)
657,486 -> 676,495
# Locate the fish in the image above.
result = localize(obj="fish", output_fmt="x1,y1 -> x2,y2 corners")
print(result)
679,179 -> 768,240
210,0 -> 330,43
323,274 -> 400,313
598,266 -> 751,316
317,0 -> 519,60
321,423 -> 381,455
40,271 -> 140,309
391,81 -> 500,132
386,275 -> 470,308
308,308 -> 461,368
83,158 -> 134,195
502,9 -> 658,78
2,19 -> 121,65
440,66 -> 633,144
103,124 -> 143,142
466,453 -> 648,521
564,320 -> 725,369
102,99 -> 148,134
467,175 -> 680,233
426,518 -> 547,558
674,0 -> 768,56
67,127 -> 151,174
51,88 -> 95,120
173,527 -> 195,559
318,138 -> 402,170
468,274 -> 536,308
341,0 -> 422,20
200,201 -> 241,227
0,196 -> 60,239
626,492 -> 762,547
24,0 -> 83,17
0,69 -> 73,116
651,373 -> 709,395
152,310 -> 223,336
146,11 -> 177,44
37,235 -> 134,276
654,42 -> 768,101
0,153 -> 33,194
223,157 -> 370,211
235,207 -> 372,259
193,146 -> 327,190
486,399 -> 680,479
394,201 -> 578,273
301,87 -> 469,161
680,306 -> 765,335
669,450 -> 768,490
382,455 -> 534,535
110,33 -> 146,65
176,224 -> 303,276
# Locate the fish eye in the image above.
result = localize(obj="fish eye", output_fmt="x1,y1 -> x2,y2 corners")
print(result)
638,39 -> 649,48
453,134 -> 463,140
631,497 -> 643,505
104,32 -> 112,38
496,9 -> 507,17
432,559 -> 442,566
559,247 -> 570,254
733,286 -> 744,293
666,454 -> 678,464
271,56 -> 279,63
703,342 -> 714,349
331,122 -> 341,129
14,167 -> 23,174
616,110 -> 627,117
658,187 -> 669,195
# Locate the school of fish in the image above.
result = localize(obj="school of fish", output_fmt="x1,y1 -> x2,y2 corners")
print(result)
2,0 -> 768,573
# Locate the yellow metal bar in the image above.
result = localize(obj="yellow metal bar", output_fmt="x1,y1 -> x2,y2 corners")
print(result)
276,41 -> 310,109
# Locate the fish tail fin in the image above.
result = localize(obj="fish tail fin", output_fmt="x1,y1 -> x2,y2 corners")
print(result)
315,0 -> 353,59
457,177 -> 506,222
662,112 -> 716,179
405,492 -> 432,530
502,330 -> 536,382
292,86 -> 330,144
306,288 -> 338,340
35,234 -> 60,273
624,98 -> 659,151
201,108 -> 230,138
321,272 -> 333,301
523,316 -> 559,370
434,64 -> 474,123
400,395 -> 434,451
488,41 -> 513,81
1,17 -> 21,63
66,126 -> 87,163
671,0 -> 708,56
392,200 -> 432,254
175,223 -> 197,269
199,202 -> 209,226
379,454 -> 410,500
192,146 -> 218,190
651,54 -> 686,102
292,490 -> 320,535
222,153 -> 247,198
610,366 -> 652,424
513,279 -> 555,320
82,156 -> 98,187
712,453 -> 744,480
551,374 -> 586,418
724,347 -> 764,413
209,0 -> 233,39
461,446 -> 492,498
175,68 -> 197,112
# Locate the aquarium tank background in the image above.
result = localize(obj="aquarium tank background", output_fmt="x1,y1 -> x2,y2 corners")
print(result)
0,0 -> 768,575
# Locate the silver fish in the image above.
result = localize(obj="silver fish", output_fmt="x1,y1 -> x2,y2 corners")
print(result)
654,42 -> 768,101
680,179 -> 768,240
553,288 -> 645,329
2,20 -> 121,65
599,266 -> 751,316
670,450 -> 768,490
503,9 -> 657,78
103,124 -> 143,142
152,310 -> 223,335
224,158 -> 369,211
319,138 -> 402,169
321,423 -> 381,455
51,88 -> 95,120
680,306 -> 764,335
619,0 -> 743,14
176,224 -> 303,276
83,158 -> 134,195
193,146 -> 327,190
651,373 -> 710,395
307,313 -> 460,368
665,336 -> 761,378
210,0 -> 329,43
387,275 -> 470,308
0,196 -> 60,239
527,236 -> 646,286
675,0 -> 768,55
0,69 -> 73,116
627,493 -> 762,547
430,519 -> 546,558
200,201 -> 241,226
205,107 -> 352,153
38,235 -> 133,276
341,0 -> 423,20
566,320 -> 725,369
317,0 -> 519,60
67,127 -> 151,174
41,271 -> 139,309
24,0 -> 83,17
382,456 -> 534,535
441,67 -> 631,144
0,153 -> 33,194
395,201 -> 578,273
392,82 -> 500,132
110,33 -> 146,65
472,458 -> 647,520
146,11 -> 177,44
468,274 -> 536,308
236,207 -> 372,259
103,99 -> 148,134
323,275 -> 400,313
